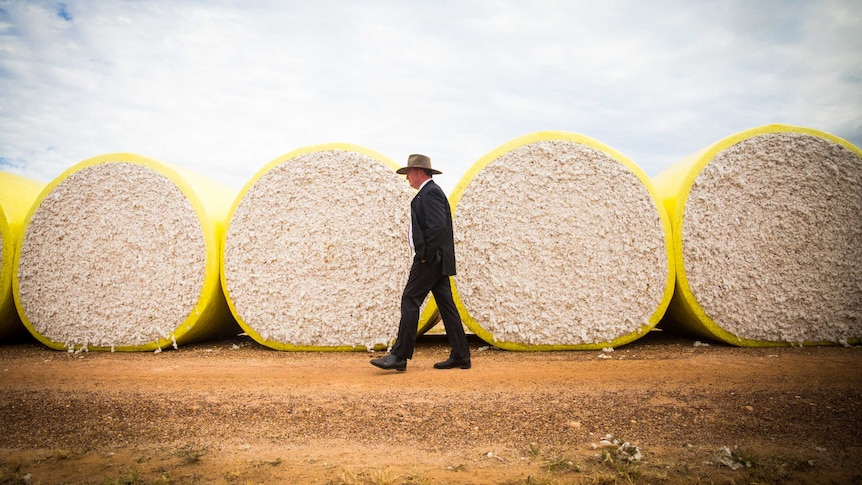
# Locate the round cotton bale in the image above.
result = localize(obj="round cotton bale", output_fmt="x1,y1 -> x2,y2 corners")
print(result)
450,131 -> 675,350
14,153 -> 237,351
1,172 -> 46,340
653,125 -> 862,346
222,144 -> 428,351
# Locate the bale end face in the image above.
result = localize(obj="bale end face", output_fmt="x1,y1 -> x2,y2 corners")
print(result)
670,128 -> 862,346
15,157 -> 232,351
222,147 -> 417,351
452,133 -> 674,350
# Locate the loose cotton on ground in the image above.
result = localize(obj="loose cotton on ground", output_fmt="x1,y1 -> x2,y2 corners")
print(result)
14,154 -> 237,351
450,132 -> 675,350
654,125 -> 862,346
221,145 -> 418,351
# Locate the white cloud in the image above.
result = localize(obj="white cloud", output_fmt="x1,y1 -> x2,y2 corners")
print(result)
0,0 -> 860,194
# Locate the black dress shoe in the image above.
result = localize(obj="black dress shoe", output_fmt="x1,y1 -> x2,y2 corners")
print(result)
433,357 -> 471,369
370,354 -> 407,372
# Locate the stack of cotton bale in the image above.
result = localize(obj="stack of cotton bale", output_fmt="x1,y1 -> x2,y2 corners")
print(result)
222,144 -> 433,351
654,125 -> 862,346
450,132 -> 675,350
14,154 -> 238,351
0,172 -> 45,340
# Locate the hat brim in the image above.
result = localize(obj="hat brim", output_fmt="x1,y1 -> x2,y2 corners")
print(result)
396,166 -> 442,175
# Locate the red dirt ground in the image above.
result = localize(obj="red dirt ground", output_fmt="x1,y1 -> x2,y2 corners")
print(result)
1,330 -> 860,484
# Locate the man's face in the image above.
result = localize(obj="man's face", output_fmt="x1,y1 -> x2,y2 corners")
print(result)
405,167 -> 425,190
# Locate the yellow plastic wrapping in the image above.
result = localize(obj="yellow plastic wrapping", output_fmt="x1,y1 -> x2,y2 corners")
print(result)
13,153 -> 237,351
450,131 -> 675,350
418,298 -> 441,335
653,124 -> 862,346
0,172 -> 46,339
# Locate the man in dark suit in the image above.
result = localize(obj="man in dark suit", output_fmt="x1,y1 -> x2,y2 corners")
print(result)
370,154 -> 471,372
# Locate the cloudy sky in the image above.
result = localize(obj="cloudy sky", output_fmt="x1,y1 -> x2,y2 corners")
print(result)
1,0 -> 860,194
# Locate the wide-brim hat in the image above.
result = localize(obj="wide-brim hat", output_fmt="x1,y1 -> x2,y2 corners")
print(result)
396,154 -> 442,175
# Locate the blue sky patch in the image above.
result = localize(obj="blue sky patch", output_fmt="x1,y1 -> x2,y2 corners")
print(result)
57,3 -> 72,22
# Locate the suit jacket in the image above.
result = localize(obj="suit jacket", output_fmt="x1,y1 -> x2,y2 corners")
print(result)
410,180 -> 457,276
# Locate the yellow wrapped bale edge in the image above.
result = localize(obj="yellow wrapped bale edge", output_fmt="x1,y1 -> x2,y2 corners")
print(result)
450,131 -> 676,350
13,153 -> 237,351
653,124 -> 862,347
0,172 -> 46,339
418,296 -> 441,335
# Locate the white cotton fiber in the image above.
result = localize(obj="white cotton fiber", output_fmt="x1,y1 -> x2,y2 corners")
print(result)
674,131 -> 862,344
15,155 -> 235,351
222,146 -> 415,350
451,133 -> 674,349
